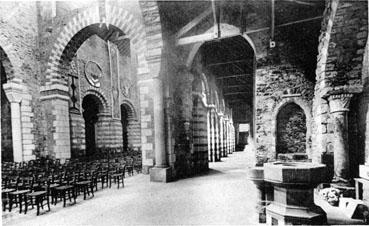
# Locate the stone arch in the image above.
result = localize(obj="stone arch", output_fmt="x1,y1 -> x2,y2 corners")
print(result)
184,27 -> 257,138
82,89 -> 109,113
317,0 -> 368,90
0,46 -> 15,80
1,45 -> 14,162
272,97 -> 312,158
40,1 -> 163,163
120,99 -> 137,120
45,3 -> 150,87
82,93 -> 105,156
120,99 -> 140,151
185,23 -> 257,68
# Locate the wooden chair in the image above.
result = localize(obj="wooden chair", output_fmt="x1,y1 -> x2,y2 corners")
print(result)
109,165 -> 125,189
25,180 -> 50,215
53,174 -> 76,207
8,177 -> 33,213
125,158 -> 134,176
134,158 -> 142,174
2,188 -> 16,211
75,173 -> 94,200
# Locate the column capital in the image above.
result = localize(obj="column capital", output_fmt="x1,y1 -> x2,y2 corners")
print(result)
3,78 -> 25,103
328,93 -> 353,113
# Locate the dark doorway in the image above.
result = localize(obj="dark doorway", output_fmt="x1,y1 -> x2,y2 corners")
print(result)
1,59 -> 13,162
82,95 -> 100,157
276,103 -> 307,155
121,105 -> 128,152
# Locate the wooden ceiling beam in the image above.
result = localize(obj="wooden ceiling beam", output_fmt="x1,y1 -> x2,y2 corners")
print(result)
175,7 -> 213,39
206,59 -> 249,67
216,73 -> 251,79
176,16 -> 323,46
224,91 -> 251,95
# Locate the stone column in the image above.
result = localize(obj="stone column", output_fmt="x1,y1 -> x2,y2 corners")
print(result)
223,119 -> 228,157
219,116 -> 224,157
210,109 -> 215,162
328,93 -> 353,182
214,113 -> 220,161
207,109 -> 212,162
150,77 -> 171,182
3,79 -> 24,162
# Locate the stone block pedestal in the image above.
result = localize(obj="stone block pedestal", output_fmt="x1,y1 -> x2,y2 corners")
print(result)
248,166 -> 274,223
264,162 -> 327,225
150,167 -> 172,182
359,165 -> 369,180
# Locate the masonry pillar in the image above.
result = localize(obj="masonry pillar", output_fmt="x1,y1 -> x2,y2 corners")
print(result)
219,116 -> 224,157
150,77 -> 171,182
231,123 -> 235,153
214,113 -> 220,161
3,78 -> 24,162
223,119 -> 228,157
41,84 -> 71,162
328,93 -> 353,182
210,109 -> 215,162
207,109 -> 212,162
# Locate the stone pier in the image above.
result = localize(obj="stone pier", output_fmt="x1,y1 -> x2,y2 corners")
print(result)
328,94 -> 353,182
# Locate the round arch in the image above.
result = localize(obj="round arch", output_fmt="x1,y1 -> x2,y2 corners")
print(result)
185,23 -> 257,69
120,99 -> 137,120
0,45 -> 15,80
272,97 -> 313,158
82,89 -> 109,113
45,3 -> 160,87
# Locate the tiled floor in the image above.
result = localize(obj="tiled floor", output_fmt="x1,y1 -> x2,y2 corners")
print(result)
3,150 -> 260,226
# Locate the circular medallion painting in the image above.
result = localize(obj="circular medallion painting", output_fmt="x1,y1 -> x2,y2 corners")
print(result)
85,61 -> 103,87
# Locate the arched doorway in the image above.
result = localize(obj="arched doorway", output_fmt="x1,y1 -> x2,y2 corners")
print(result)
1,52 -> 13,161
120,102 -> 137,153
82,94 -> 102,157
276,102 -> 307,156
190,34 -> 256,165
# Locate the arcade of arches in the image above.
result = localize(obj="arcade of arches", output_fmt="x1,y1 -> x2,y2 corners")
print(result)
0,0 -> 369,222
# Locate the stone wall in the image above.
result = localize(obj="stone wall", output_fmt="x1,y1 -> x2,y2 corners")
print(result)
1,63 -> 12,161
276,103 -> 307,154
311,0 -> 368,170
255,64 -> 314,163
67,35 -> 140,157
359,38 -> 369,164
0,1 -> 42,161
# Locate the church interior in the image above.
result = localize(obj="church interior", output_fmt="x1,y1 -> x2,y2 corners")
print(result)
1,0 -> 369,225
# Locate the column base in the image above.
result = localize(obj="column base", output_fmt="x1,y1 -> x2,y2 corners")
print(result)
142,165 -> 153,174
150,167 -> 172,183
266,203 -> 326,225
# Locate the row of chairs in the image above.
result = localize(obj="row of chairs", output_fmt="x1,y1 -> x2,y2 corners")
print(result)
2,159 -> 131,216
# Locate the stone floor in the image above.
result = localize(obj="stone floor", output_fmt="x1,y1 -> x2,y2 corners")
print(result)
3,150 -> 260,226
3,147 -> 366,225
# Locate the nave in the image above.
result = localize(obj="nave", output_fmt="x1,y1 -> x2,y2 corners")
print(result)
3,150 -> 259,226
